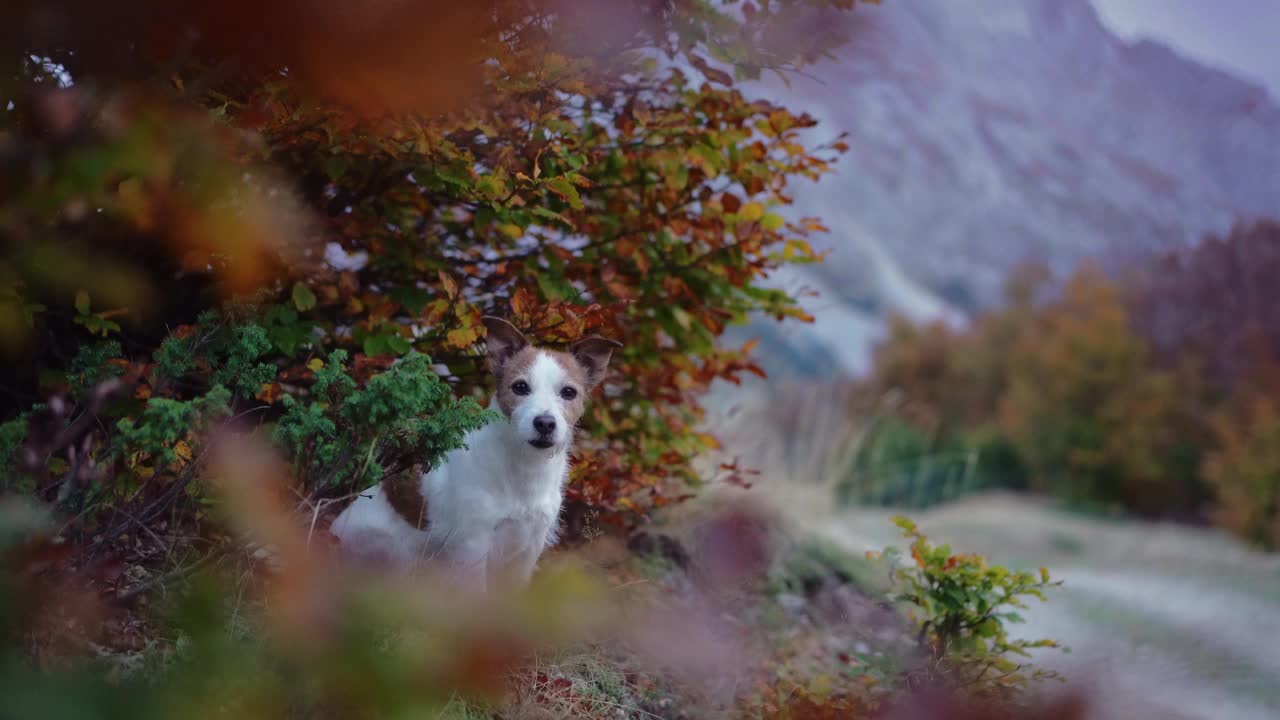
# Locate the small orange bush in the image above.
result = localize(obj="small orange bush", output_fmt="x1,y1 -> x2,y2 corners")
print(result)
1204,374 -> 1280,549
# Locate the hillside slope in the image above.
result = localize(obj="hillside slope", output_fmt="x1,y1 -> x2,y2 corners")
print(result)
747,0 -> 1280,374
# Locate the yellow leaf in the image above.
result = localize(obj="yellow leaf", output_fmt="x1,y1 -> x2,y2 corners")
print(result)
307,358 -> 325,372
174,440 -> 193,465
447,326 -> 479,349
438,271 -> 459,300
499,223 -> 523,239
782,239 -> 815,261
696,432 -> 722,450
807,674 -> 834,698
739,202 -> 765,221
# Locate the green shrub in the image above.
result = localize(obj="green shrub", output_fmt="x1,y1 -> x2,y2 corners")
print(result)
2,310 -> 497,543
273,350 -> 499,492
873,516 -> 1064,701
0,415 -> 29,491
113,385 -> 232,470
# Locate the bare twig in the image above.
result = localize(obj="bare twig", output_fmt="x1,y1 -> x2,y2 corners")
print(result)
116,551 -> 223,602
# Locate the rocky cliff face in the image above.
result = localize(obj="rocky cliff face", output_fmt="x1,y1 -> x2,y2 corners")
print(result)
745,0 -> 1280,375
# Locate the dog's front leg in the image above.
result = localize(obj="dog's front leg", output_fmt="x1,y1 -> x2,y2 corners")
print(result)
445,536 -> 492,596
507,515 -> 556,589
507,548 -> 541,589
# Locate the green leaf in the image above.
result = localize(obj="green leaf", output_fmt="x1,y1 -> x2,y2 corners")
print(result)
362,334 -> 387,357
291,282 -> 317,312
362,333 -> 411,357
546,177 -> 584,209
321,154 -> 347,181
386,334 -> 412,355
390,286 -> 431,315
530,207 -> 575,228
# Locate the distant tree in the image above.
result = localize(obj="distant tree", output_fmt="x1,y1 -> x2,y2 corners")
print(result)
999,265 -> 1203,516
1128,220 -> 1280,393
1203,362 -> 1280,549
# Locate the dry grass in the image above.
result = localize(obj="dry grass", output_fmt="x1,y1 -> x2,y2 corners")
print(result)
691,379 -> 871,519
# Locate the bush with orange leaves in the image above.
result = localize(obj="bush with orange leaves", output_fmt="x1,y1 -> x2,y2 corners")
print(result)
0,0 -> 880,557
997,265 -> 1204,517
865,263 -> 1201,517
862,263 -> 1204,518
867,265 -> 1202,517
861,223 -> 1280,546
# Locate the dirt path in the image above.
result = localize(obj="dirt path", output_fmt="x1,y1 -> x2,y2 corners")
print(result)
806,493 -> 1280,720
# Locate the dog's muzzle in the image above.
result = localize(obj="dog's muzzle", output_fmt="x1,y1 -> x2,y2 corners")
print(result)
529,413 -> 557,449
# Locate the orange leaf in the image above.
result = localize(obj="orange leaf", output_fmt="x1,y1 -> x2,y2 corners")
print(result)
447,325 -> 480,349
256,382 -> 283,404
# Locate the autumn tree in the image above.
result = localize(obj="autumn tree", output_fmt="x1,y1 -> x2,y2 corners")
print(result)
0,0 -> 870,555
998,265 -> 1203,515
1128,220 -> 1280,393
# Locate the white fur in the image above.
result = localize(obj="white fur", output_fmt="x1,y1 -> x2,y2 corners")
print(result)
330,352 -> 575,592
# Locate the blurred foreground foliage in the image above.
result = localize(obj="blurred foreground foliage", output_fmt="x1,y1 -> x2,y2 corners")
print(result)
856,221 -> 1280,549
1,482 -> 1068,720
0,475 -> 617,720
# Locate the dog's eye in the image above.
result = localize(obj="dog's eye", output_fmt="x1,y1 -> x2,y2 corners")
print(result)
560,386 -> 578,400
511,380 -> 531,396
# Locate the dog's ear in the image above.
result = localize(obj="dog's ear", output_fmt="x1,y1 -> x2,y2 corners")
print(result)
482,316 -> 529,374
569,336 -> 623,389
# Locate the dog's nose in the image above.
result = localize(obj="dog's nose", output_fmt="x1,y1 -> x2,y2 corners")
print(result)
533,414 -> 557,436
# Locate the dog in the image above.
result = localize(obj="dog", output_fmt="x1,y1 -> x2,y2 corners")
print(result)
329,316 -> 621,593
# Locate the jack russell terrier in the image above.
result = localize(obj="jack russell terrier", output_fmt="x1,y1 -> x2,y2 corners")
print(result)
330,316 -> 621,592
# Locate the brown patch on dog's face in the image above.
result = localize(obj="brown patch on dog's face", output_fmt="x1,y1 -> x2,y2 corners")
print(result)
493,346 -> 539,418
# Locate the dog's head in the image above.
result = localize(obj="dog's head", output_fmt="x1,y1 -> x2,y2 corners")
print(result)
482,316 -> 622,452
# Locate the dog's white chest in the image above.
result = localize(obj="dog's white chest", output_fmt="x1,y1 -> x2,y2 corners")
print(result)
330,419 -> 569,589
426,428 -> 568,561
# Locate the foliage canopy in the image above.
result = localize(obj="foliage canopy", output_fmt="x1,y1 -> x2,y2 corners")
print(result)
0,0 -> 869,539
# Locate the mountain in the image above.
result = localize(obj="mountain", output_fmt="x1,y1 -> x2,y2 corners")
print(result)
739,0 -> 1280,376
